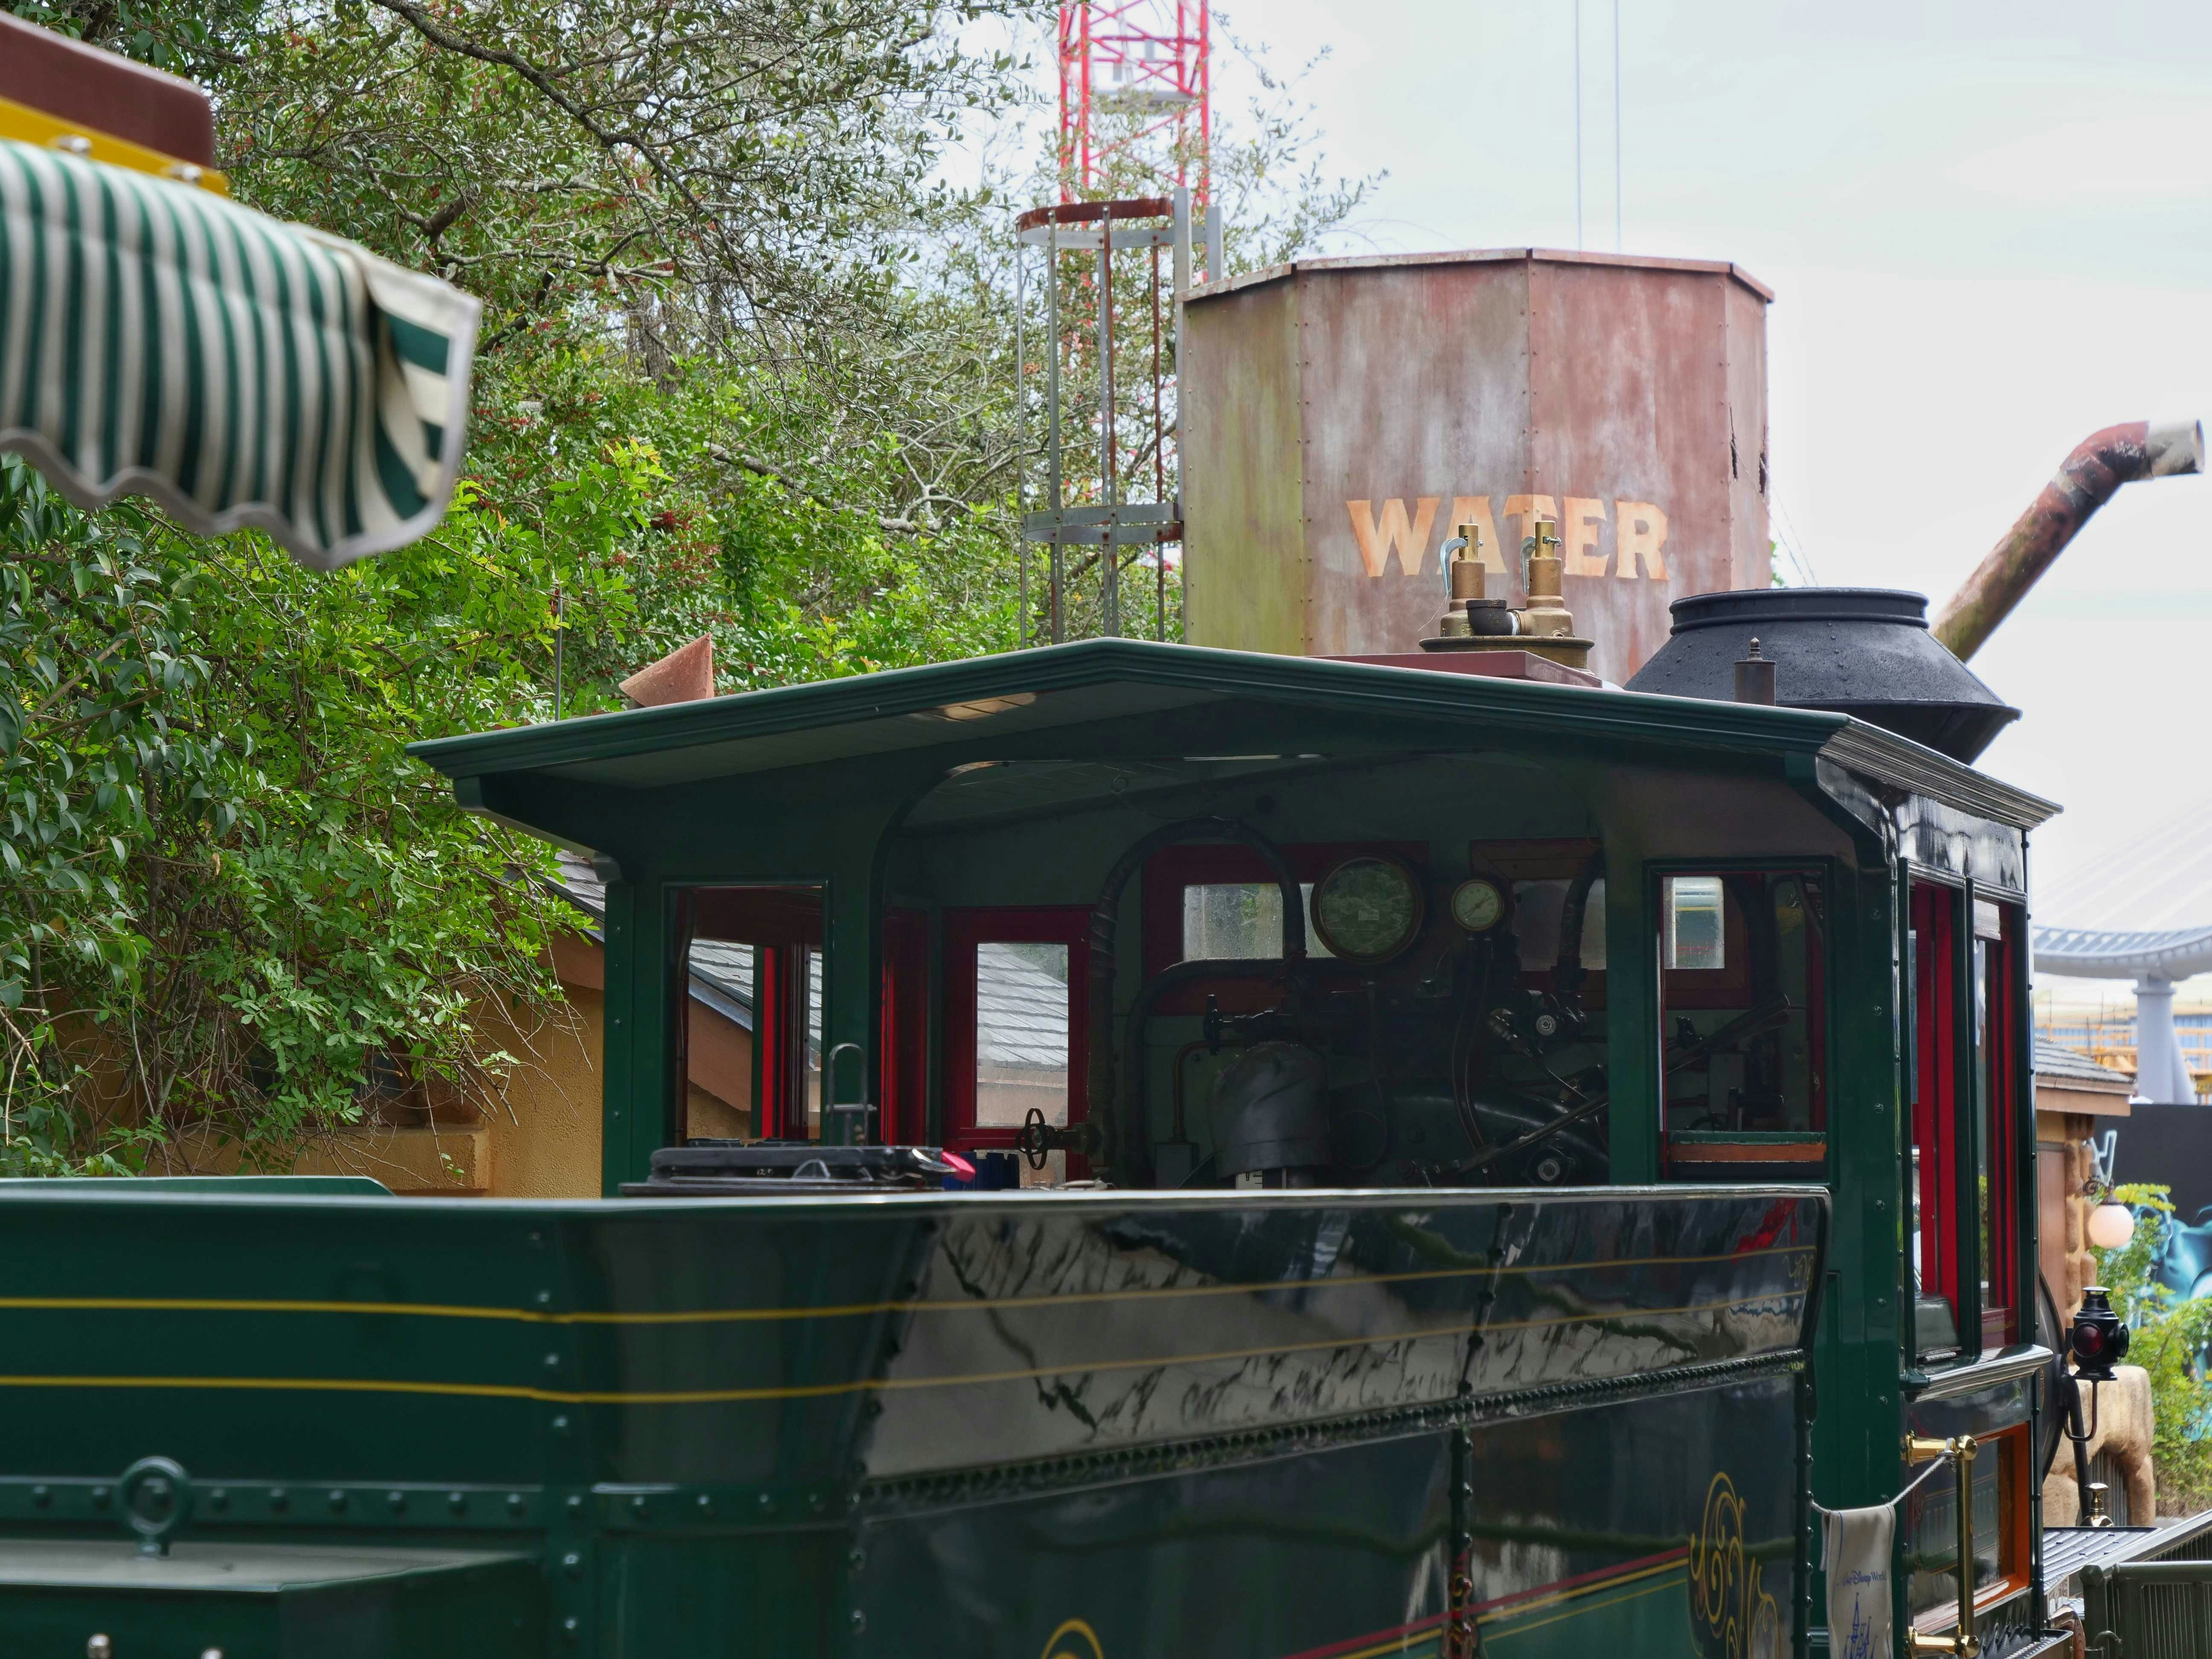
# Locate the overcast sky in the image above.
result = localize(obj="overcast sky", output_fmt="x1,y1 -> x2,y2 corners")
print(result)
1179,1 -> 2212,952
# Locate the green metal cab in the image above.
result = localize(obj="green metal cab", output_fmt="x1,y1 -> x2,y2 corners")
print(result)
2,638 -> 2068,1656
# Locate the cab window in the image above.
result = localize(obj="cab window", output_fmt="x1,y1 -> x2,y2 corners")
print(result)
1909,883 -> 2023,1358
1659,868 -> 1827,1178
941,907 -> 1089,1183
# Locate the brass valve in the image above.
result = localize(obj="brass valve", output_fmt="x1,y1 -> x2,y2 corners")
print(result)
1520,517 -> 1576,639
1448,525 -> 1487,600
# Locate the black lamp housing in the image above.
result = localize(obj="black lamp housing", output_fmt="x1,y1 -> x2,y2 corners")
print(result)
2069,1285 -> 2131,1384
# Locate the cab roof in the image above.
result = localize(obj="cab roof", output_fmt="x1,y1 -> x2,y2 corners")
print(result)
408,639 -> 2057,831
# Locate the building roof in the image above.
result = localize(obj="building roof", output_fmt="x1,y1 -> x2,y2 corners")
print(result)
973,946 -> 1071,1070
2033,1038 -> 2134,1091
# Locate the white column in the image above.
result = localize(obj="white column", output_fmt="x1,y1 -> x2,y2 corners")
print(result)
2133,975 -> 2197,1103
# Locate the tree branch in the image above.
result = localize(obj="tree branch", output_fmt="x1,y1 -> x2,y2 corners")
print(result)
363,0 -> 698,216
706,444 -> 923,536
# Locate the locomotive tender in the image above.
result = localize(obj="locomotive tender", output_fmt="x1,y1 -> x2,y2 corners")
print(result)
3,616 -> 2066,1656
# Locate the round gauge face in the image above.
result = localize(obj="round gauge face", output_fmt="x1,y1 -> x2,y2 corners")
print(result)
1449,877 -> 1505,934
1310,857 -> 1424,963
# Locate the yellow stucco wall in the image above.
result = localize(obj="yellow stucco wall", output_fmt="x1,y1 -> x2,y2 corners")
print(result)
102,930 -> 744,1200
287,990 -> 605,1198
461,933 -> 751,1197
478,987 -> 606,1199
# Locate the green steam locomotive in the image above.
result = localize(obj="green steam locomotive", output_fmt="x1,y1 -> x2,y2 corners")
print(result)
4,614 -> 2076,1657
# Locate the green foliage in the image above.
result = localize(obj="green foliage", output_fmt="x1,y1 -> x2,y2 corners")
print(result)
22,0 -> 1035,355
0,457 -> 606,1172
2095,1184 -> 2212,1510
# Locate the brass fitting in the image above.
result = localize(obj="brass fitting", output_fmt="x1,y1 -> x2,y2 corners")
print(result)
1448,524 -> 1487,601
1519,518 -> 1576,639
1433,523 -> 1488,638
1420,516 -> 1592,671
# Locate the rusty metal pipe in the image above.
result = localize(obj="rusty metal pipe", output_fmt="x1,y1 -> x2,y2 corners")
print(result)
1933,419 -> 2203,660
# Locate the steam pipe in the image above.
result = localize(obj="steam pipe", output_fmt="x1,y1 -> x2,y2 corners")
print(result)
1085,818 -> 1306,1182
1933,419 -> 2203,661
1554,850 -> 1606,998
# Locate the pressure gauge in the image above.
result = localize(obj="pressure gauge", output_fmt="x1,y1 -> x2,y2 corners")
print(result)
1449,877 -> 1506,934
1310,856 -> 1425,964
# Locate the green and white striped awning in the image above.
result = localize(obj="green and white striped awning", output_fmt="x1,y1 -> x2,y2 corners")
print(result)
0,139 -> 479,569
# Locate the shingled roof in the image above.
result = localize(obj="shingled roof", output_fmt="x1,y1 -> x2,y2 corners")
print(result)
2033,1038 -> 2133,1091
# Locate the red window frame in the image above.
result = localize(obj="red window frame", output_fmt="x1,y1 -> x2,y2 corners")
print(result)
750,940 -> 814,1140
1911,884 -> 2024,1354
671,885 -> 824,1143
941,906 -> 1089,1168
879,906 -> 928,1146
1977,900 -> 2022,1347
1912,881 -> 1963,1324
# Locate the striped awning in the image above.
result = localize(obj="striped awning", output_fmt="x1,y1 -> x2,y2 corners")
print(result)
0,139 -> 479,569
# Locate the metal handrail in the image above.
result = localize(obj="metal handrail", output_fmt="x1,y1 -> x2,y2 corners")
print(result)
2102,1561 -> 2212,1583
1906,1433 -> 1980,1658
823,1041 -> 876,1140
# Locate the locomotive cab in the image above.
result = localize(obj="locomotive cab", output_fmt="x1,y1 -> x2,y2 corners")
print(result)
0,630 -> 2063,1659
417,626 -> 2059,1653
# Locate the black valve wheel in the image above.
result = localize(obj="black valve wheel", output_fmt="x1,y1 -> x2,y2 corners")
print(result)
1015,1106 -> 1053,1172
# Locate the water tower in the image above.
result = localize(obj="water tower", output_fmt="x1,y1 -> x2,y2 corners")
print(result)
1178,249 -> 1773,684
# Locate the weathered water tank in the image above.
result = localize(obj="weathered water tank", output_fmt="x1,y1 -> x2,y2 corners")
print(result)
1180,250 -> 1772,683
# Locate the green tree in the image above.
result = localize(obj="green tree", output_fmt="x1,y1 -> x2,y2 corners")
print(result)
2093,1184 -> 2212,1511
0,451 -> 676,1171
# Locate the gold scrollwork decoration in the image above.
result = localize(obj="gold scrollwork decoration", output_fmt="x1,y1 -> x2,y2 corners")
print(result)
1040,1618 -> 1106,1659
1689,1472 -> 1783,1659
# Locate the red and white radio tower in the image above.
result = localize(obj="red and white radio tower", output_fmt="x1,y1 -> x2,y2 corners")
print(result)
1056,3 -> 1211,204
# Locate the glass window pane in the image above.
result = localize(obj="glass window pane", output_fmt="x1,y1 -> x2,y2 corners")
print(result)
1665,876 -> 1726,969
1662,870 -> 1826,1150
675,884 -> 823,1142
975,942 -> 1070,1129
1904,1427 -> 2011,1622
1974,909 -> 2019,1342
1182,884 -> 1330,961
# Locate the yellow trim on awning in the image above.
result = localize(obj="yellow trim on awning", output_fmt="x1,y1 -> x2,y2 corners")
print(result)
0,93 -> 226,195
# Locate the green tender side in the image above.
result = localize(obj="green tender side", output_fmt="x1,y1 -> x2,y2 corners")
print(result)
0,1180 -> 1825,1658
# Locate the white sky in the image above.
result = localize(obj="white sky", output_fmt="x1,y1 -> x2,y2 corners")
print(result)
1192,0 -> 2212,952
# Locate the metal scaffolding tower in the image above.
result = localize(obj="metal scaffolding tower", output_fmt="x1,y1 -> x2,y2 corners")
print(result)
1019,8 -> 1222,646
1057,3 -> 1211,203
1014,193 -> 1190,645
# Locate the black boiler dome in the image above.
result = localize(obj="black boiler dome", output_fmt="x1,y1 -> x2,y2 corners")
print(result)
1624,587 -> 2020,763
